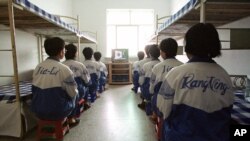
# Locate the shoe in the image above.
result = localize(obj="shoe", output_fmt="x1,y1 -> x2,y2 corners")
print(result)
131,87 -> 138,94
84,103 -> 91,110
69,118 -> 80,128
96,94 -> 101,98
149,115 -> 157,124
137,103 -> 145,110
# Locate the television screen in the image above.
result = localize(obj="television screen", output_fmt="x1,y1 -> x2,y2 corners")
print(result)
111,49 -> 129,62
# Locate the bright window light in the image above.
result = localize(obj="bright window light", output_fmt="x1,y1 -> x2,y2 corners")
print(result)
117,26 -> 138,56
131,9 -> 154,25
106,9 -> 154,57
107,9 -> 130,25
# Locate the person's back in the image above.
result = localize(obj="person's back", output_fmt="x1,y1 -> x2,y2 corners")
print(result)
137,45 -> 152,109
149,39 -> 183,120
63,44 -> 90,100
132,51 -> 145,93
138,45 -> 152,86
159,62 -> 233,141
150,38 -> 183,95
32,37 -> 78,120
94,51 -> 108,93
82,47 -> 100,102
157,23 -> 234,141
141,45 -> 160,115
63,60 -> 90,87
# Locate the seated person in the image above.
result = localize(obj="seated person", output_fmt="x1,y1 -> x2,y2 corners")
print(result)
31,37 -> 79,126
137,45 -> 152,110
157,23 -> 234,141
150,38 -> 183,117
141,44 -> 160,115
149,38 -> 183,134
131,51 -> 145,94
82,47 -> 100,103
63,43 -> 91,115
93,51 -> 108,93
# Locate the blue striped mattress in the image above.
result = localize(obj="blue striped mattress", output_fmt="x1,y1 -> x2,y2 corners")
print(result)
14,0 -> 96,43
231,90 -> 250,125
15,0 -> 79,35
0,81 -> 32,102
157,0 -> 198,33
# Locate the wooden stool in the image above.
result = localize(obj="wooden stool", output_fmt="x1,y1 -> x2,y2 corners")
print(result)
78,98 -> 85,116
155,117 -> 163,141
37,118 -> 69,141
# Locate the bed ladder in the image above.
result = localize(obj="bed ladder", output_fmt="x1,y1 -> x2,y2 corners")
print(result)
0,0 -> 22,137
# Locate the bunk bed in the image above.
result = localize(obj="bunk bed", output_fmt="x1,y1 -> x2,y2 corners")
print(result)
151,0 -> 250,43
151,0 -> 250,125
0,0 -> 97,137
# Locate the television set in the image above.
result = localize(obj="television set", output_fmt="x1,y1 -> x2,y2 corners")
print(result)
111,49 -> 129,62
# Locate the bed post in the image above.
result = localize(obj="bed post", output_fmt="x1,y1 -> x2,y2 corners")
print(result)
77,15 -> 81,61
8,0 -> 22,137
200,0 -> 206,23
95,31 -> 98,51
8,0 -> 21,105
156,14 -> 159,44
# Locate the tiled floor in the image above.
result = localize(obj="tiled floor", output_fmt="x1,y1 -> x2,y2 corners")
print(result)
0,85 -> 157,141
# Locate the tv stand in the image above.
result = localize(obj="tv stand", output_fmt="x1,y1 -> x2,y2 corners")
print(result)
108,62 -> 132,85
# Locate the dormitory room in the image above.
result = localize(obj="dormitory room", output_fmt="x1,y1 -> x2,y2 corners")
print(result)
0,0 -> 250,141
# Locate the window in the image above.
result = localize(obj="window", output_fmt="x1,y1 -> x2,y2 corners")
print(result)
106,9 -> 154,57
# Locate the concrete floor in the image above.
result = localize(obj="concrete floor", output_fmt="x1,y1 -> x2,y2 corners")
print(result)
0,85 -> 157,141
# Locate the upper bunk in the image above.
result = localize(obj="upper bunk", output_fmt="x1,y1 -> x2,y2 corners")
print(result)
151,0 -> 250,43
0,0 -> 97,43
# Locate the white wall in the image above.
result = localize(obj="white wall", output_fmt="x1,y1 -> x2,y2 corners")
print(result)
215,17 -> 250,75
0,27 -> 38,85
29,0 -> 73,18
72,0 -> 170,61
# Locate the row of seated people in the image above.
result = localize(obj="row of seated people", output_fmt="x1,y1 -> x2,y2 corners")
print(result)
31,37 -> 107,139
132,23 -> 235,141
132,39 -> 183,141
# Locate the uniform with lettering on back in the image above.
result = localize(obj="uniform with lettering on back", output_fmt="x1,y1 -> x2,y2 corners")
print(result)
63,59 -> 90,98
157,57 -> 234,141
150,58 -> 183,115
32,58 -> 78,120
83,60 -> 100,102
138,57 -> 151,87
142,59 -> 160,115
96,61 -> 108,93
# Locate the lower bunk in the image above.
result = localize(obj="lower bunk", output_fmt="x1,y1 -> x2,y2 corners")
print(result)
0,81 -> 37,137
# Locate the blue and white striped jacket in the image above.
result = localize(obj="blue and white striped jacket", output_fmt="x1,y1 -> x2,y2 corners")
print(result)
157,57 -> 234,141
31,58 -> 78,120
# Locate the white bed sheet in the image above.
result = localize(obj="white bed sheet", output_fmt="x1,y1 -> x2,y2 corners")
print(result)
0,101 -> 37,137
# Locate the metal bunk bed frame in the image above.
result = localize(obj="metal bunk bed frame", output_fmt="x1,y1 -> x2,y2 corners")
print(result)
0,0 -> 97,137
151,0 -> 250,44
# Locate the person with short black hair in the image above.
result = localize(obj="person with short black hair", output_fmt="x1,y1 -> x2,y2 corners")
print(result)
149,38 -> 183,130
63,43 -> 90,118
31,37 -> 78,126
131,51 -> 145,93
93,51 -> 108,93
157,23 -> 234,141
141,44 -> 161,115
82,47 -> 100,103
150,38 -> 183,114
137,45 -> 152,109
